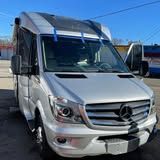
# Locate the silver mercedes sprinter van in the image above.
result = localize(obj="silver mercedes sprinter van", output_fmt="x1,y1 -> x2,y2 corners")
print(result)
11,12 -> 158,159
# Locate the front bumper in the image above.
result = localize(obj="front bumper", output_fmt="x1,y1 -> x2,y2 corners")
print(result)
147,114 -> 159,142
44,114 -> 157,158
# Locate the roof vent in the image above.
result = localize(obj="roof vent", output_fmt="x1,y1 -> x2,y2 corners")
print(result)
55,74 -> 87,79
118,74 -> 134,78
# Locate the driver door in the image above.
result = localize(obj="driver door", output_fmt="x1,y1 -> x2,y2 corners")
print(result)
125,44 -> 143,72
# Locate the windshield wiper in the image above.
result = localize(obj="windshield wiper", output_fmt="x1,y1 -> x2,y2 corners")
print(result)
58,63 -> 75,66
106,68 -> 125,73
96,68 -> 125,73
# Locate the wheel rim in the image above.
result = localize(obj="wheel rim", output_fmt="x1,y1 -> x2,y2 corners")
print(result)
36,126 -> 43,150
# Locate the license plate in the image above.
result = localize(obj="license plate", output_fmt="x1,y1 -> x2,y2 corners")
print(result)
105,137 -> 139,155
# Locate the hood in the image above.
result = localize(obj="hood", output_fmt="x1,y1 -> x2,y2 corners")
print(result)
45,72 -> 153,104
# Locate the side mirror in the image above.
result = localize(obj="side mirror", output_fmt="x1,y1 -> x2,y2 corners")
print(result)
11,55 -> 22,75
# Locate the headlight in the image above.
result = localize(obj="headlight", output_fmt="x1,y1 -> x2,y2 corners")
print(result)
49,96 -> 84,124
150,95 -> 156,115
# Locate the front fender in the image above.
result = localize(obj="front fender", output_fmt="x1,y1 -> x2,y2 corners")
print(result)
36,100 -> 47,122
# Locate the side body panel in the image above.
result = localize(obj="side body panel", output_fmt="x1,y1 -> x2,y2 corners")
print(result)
143,45 -> 160,75
18,75 -> 32,119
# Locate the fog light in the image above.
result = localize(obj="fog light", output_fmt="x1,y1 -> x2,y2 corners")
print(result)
56,137 -> 67,144
59,107 -> 72,117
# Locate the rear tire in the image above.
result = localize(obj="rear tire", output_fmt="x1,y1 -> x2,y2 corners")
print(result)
35,114 -> 58,160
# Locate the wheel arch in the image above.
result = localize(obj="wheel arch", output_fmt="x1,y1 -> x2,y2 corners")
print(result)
34,100 -> 46,128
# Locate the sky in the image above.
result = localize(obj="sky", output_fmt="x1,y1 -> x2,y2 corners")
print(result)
0,0 -> 160,44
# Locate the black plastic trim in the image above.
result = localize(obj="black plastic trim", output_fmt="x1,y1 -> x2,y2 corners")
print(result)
118,74 -> 134,78
55,74 -> 87,79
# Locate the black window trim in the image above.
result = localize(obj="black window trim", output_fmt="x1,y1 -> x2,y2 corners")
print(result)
40,34 -> 130,73
18,27 -> 39,76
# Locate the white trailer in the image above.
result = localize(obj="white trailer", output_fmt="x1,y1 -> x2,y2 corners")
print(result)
116,43 -> 160,76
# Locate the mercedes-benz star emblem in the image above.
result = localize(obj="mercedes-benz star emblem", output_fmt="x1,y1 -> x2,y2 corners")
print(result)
119,104 -> 133,121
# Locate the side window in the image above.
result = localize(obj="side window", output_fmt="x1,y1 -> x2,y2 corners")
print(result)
126,45 -> 142,71
132,45 -> 142,70
17,28 -> 39,74
126,50 -> 132,70
31,37 -> 39,75
18,28 -> 32,67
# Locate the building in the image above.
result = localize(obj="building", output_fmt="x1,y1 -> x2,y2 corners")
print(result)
0,44 -> 14,60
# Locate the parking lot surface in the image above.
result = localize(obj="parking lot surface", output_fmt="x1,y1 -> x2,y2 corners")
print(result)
0,60 -> 160,160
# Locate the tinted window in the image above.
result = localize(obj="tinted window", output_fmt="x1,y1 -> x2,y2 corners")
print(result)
18,28 -> 32,67
31,37 -> 39,75
126,45 -> 142,71
41,36 -> 129,73
17,28 -> 39,74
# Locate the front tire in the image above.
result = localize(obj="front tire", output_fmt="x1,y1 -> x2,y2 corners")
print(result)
35,115 -> 57,160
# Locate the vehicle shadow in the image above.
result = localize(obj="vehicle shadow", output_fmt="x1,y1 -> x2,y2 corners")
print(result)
0,89 -> 14,97
0,89 -> 16,121
1,107 -> 160,160
59,129 -> 160,160
0,89 -> 159,160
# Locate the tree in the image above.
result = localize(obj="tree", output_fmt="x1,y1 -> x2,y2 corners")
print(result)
112,38 -> 124,45
0,37 -> 12,45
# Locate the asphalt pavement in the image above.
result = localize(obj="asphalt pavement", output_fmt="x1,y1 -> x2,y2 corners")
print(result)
0,60 -> 160,160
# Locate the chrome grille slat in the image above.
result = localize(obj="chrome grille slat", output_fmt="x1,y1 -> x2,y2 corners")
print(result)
132,107 -> 150,116
91,119 -> 130,126
86,104 -> 120,111
131,103 -> 150,109
132,112 -> 148,122
87,112 -> 119,118
85,100 -> 150,127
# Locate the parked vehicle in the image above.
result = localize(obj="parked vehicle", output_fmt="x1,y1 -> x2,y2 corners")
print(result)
115,43 -> 160,76
11,12 -> 158,159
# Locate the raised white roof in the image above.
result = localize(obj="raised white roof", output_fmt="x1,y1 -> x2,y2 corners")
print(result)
19,12 -> 112,40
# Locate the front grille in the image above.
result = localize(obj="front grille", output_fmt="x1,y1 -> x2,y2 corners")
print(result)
85,100 -> 150,126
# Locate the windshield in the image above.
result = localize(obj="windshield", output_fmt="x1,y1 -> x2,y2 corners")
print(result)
41,36 -> 129,73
